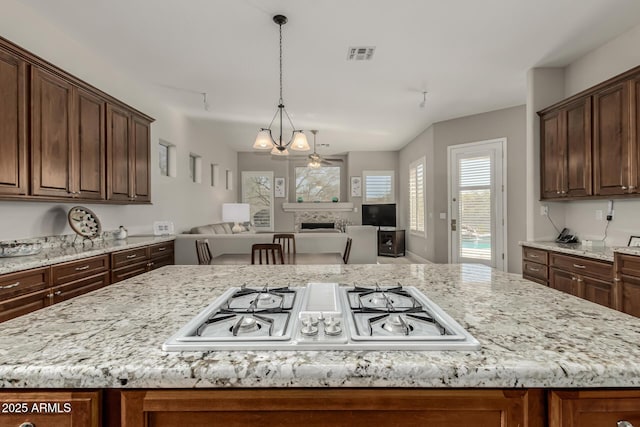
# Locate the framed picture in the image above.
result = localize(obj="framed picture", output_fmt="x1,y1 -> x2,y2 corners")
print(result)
351,176 -> 362,198
274,177 -> 286,198
628,236 -> 640,247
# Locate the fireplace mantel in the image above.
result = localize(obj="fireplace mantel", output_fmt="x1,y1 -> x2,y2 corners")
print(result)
282,202 -> 355,212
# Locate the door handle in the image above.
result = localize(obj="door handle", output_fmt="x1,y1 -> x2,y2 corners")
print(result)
451,219 -> 457,231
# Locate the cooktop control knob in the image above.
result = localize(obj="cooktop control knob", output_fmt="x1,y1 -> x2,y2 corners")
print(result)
324,321 -> 342,336
300,318 -> 319,336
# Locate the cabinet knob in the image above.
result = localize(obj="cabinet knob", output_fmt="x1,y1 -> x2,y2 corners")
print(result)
54,291 -> 62,296
630,185 -> 636,190
561,191 -> 566,194
556,191 -> 561,194
622,186 -> 628,190
617,421 -> 634,427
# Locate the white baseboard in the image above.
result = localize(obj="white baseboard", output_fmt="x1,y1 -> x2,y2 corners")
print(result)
405,251 -> 432,264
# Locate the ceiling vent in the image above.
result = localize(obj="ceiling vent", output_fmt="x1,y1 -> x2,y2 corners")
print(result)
347,46 -> 375,61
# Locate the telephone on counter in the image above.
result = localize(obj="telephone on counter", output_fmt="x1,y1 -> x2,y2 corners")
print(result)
555,228 -> 578,244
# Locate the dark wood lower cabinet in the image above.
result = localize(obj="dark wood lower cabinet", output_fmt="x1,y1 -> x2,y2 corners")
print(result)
0,390 -> 100,427
120,389 -> 545,427
549,390 -> 640,427
549,268 -> 580,297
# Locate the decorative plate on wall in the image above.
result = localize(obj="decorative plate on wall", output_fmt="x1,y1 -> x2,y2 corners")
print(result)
68,206 -> 102,239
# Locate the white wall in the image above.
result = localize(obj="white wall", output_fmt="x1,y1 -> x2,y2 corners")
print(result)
0,0 -> 237,240
533,22 -> 640,247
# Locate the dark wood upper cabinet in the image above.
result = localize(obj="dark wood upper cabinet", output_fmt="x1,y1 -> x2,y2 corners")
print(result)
0,35 -> 153,204
593,81 -> 630,196
540,98 -> 592,200
132,115 -> 151,202
0,47 -> 28,196
539,65 -> 640,201
565,98 -> 592,197
106,103 -> 132,201
540,110 -> 563,199
106,105 -> 152,203
75,88 -> 106,200
31,66 -> 74,198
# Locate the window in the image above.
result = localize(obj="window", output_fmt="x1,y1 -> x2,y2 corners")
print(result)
363,170 -> 394,203
158,140 -> 176,177
295,166 -> 340,202
189,154 -> 202,183
409,158 -> 425,235
242,171 -> 274,231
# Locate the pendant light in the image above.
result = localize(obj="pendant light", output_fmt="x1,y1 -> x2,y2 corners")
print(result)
253,15 -> 310,154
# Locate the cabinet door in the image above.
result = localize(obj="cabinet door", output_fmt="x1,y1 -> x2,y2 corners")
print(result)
122,389 -> 543,427
0,289 -> 49,323
549,268 -> 580,297
31,67 -> 74,197
107,103 -> 133,201
0,391 -> 99,427
593,81 -> 631,195
0,47 -> 28,196
564,98 -> 592,197
631,75 -> 640,194
621,273 -> 640,317
131,114 -> 151,202
540,110 -> 564,199
75,88 -> 106,199
550,390 -> 640,427
581,275 -> 614,308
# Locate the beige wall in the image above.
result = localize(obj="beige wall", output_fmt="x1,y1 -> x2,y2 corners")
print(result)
398,127 -> 435,260
432,106 -> 527,273
0,1 -> 237,240
345,152 -> 399,225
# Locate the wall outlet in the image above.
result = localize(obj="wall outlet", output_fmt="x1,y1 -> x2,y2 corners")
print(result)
595,210 -> 603,221
540,205 -> 548,216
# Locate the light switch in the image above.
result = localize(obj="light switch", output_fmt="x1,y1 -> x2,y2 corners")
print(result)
439,212 -> 447,220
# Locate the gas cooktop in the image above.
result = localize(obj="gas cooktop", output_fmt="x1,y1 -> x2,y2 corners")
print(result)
162,283 -> 480,351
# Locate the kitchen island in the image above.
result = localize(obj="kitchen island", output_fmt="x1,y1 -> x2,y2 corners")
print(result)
1,263 -> 640,426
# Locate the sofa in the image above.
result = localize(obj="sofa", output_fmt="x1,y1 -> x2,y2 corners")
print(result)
174,223 -> 377,265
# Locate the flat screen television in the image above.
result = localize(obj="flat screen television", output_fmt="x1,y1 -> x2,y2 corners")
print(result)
362,203 -> 396,227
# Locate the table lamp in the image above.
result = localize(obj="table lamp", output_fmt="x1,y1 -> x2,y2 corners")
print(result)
222,203 -> 251,233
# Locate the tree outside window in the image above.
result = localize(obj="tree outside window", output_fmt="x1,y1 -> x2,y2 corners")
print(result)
295,166 -> 340,202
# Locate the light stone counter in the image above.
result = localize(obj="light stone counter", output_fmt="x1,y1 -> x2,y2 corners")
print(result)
0,235 -> 175,275
1,264 -> 640,389
520,241 -> 616,261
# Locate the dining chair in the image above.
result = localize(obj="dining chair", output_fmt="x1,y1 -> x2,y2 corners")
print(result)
343,237 -> 353,264
273,233 -> 296,255
251,243 -> 285,265
195,239 -> 212,265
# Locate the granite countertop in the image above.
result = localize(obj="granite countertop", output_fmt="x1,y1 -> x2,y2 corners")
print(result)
1,263 -> 640,389
520,241 -> 640,261
0,235 -> 176,275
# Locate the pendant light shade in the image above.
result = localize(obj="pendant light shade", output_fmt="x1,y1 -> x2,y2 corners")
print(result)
253,129 -> 274,150
271,146 -> 290,156
290,131 -> 310,151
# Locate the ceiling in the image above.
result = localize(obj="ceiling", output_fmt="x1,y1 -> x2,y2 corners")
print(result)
21,0 -> 640,154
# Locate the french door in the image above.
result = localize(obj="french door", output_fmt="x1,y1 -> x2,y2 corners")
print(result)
448,139 -> 506,270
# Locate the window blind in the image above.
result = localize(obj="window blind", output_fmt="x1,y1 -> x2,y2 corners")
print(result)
364,171 -> 394,203
409,160 -> 425,233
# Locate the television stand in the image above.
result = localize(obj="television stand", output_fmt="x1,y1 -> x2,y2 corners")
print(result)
378,229 -> 405,257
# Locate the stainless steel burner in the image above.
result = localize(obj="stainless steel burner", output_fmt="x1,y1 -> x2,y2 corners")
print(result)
381,315 -> 412,335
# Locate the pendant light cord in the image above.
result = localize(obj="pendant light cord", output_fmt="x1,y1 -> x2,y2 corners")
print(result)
279,21 -> 283,105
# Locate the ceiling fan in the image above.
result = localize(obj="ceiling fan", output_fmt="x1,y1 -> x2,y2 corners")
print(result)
305,130 -> 343,168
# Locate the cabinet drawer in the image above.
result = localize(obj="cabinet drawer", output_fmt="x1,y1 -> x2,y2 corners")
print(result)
112,247 -> 149,269
550,390 -> 640,427
111,262 -> 149,284
0,289 -> 49,322
0,390 -> 100,427
150,241 -> 174,259
51,272 -> 109,304
618,253 -> 640,277
51,254 -> 109,285
550,253 -> 613,280
0,267 -> 49,300
149,254 -> 174,270
522,247 -> 548,264
523,261 -> 548,280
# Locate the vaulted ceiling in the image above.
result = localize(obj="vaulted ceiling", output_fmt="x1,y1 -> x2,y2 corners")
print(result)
21,0 -> 640,154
